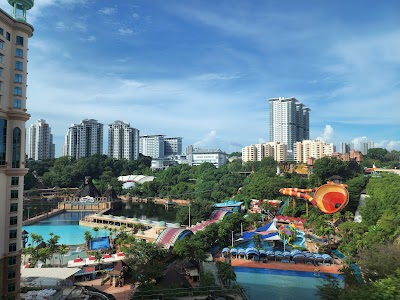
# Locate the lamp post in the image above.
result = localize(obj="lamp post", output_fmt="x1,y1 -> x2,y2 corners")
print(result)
231,231 -> 234,248
240,222 -> 243,236
22,230 -> 29,249
188,203 -> 191,228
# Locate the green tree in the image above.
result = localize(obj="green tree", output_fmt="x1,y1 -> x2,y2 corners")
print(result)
216,261 -> 236,286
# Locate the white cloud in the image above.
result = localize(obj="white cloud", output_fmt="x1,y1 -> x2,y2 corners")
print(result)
193,73 -> 241,81
194,131 -> 217,147
79,35 -> 96,43
374,140 -> 400,151
316,125 -> 334,142
117,28 -> 134,35
99,7 -> 116,15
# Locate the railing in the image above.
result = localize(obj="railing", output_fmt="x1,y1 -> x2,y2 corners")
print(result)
133,285 -> 247,299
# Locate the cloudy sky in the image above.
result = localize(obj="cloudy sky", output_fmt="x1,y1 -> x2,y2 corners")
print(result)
2,0 -> 400,156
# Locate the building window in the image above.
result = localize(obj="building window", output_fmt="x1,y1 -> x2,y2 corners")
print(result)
8,256 -> 16,266
15,61 -> 23,71
6,32 -> 10,41
0,67 -> 2,77
14,74 -> 22,83
9,229 -> 17,239
16,36 -> 24,45
13,100 -> 22,108
15,48 -> 23,57
11,177 -> 19,186
0,119 -> 6,165
0,41 -> 3,50
0,54 -> 3,63
9,216 -> 17,226
0,82 -> 2,90
7,269 -> 16,279
8,283 -> 16,293
10,203 -> 18,212
13,87 -> 22,96
0,27 -> 3,35
12,127 -> 21,168
11,190 -> 18,199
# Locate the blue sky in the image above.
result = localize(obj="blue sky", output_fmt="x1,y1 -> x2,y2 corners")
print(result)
2,0 -> 400,156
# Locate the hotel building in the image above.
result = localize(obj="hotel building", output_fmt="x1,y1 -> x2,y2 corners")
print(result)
0,1 -> 34,298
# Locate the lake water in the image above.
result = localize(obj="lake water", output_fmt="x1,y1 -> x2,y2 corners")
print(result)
235,266 -> 343,300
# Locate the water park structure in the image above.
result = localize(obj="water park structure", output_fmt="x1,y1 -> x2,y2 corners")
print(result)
279,182 -> 349,214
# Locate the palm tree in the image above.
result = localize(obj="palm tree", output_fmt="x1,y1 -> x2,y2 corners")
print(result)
58,244 -> 69,266
252,234 -> 262,250
30,233 -> 43,247
84,231 -> 93,252
104,225 -> 109,237
47,233 -> 60,265
216,261 -> 236,287
93,227 -> 99,238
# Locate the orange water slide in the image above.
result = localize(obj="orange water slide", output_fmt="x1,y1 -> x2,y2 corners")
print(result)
279,182 -> 349,214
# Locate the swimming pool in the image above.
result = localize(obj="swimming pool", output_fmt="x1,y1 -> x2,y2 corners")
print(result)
235,267 -> 343,300
23,211 -> 99,246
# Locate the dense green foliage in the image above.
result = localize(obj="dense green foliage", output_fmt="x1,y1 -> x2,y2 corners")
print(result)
24,149 -> 400,296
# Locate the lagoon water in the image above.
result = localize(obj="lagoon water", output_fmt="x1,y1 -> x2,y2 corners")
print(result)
235,267 -> 342,300
23,211 -> 98,246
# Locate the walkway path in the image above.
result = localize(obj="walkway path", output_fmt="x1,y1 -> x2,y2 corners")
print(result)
214,256 -> 341,274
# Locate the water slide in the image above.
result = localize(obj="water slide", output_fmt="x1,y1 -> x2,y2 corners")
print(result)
277,199 -> 289,215
354,194 -> 367,223
279,182 -> 349,214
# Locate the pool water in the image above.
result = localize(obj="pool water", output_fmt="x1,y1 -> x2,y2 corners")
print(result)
235,267 -> 343,300
23,211 -> 100,246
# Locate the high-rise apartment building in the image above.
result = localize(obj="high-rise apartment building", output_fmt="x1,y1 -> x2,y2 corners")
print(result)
164,137 -> 182,156
108,120 -> 139,160
340,142 -> 350,154
269,97 -> 310,159
360,141 -> 374,155
0,2 -> 34,297
139,135 -> 165,158
28,119 -> 55,160
63,119 -> 103,159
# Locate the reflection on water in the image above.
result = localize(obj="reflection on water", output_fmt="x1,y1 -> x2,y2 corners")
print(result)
112,201 -> 178,223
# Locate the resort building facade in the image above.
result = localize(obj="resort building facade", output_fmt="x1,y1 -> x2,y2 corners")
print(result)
139,134 -> 165,158
108,120 -> 139,160
186,146 -> 228,168
0,3 -> 34,298
63,119 -> 103,159
242,142 -> 288,163
164,137 -> 182,156
293,140 -> 336,163
27,119 -> 55,160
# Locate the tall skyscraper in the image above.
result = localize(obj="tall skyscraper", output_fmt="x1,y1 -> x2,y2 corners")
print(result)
340,142 -> 351,154
28,119 -> 55,160
139,135 -> 165,158
164,137 -> 182,156
108,120 -> 139,160
63,119 -> 103,159
269,97 -> 310,159
0,2 -> 34,297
